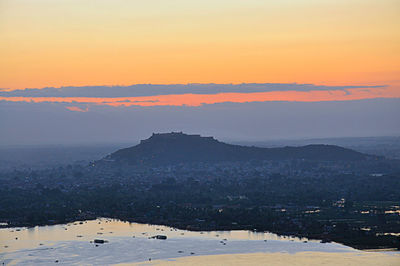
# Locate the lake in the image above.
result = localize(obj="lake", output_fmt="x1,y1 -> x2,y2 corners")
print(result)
0,218 -> 398,265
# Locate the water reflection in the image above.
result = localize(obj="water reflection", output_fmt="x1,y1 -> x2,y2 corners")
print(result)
0,218 -> 367,265
1,218 -> 311,253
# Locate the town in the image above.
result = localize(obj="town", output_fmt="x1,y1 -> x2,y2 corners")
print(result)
1,157 -> 399,250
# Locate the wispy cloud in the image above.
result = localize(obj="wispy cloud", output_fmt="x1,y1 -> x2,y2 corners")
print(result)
0,84 -> 394,108
0,83 -> 387,98
66,106 -> 89,112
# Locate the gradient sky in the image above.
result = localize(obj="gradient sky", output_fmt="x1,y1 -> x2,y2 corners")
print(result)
1,0 -> 399,92
0,0 -> 399,144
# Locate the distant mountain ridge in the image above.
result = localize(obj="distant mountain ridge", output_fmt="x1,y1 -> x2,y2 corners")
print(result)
103,132 -> 373,165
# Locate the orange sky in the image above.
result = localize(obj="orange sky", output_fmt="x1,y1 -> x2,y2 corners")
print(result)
0,0 -> 399,102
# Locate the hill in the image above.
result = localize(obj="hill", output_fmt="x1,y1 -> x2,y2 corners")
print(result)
102,132 -> 372,165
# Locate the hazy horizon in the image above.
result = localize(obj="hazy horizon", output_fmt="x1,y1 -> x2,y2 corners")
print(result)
1,95 -> 399,146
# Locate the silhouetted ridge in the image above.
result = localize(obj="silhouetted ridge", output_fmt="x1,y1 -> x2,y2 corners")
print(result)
105,132 -> 371,165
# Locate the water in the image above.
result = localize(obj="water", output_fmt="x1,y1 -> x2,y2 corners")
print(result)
0,218 -> 396,265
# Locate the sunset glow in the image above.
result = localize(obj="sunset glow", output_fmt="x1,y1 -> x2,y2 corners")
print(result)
0,86 -> 398,109
1,0 -> 399,99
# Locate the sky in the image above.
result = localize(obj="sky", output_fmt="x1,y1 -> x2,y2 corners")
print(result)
1,0 -> 399,90
0,0 -> 399,144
